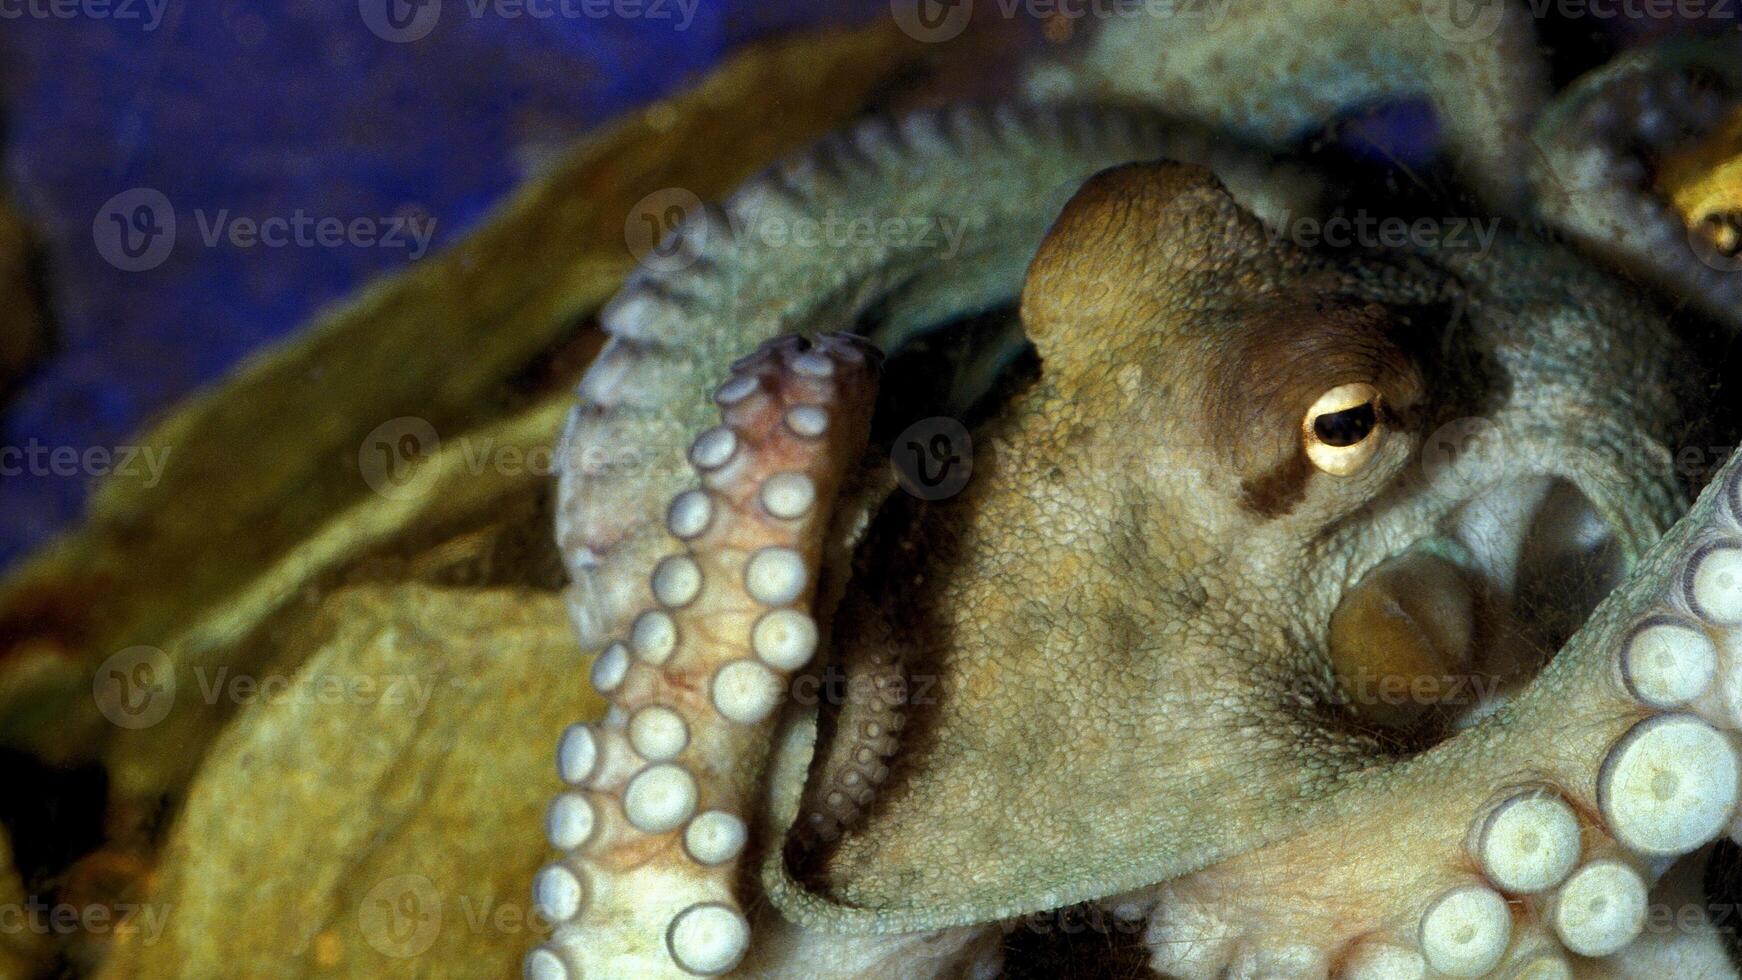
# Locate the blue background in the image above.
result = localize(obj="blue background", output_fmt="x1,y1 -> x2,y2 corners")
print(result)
0,0 -> 883,569
0,2 -> 1677,570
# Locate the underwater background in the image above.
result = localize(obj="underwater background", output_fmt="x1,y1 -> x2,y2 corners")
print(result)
0,0 -> 892,569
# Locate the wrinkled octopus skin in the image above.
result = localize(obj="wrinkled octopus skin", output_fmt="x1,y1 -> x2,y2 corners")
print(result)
529,15 -> 1742,980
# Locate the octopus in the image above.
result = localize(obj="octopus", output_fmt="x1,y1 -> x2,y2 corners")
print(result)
525,5 -> 1742,978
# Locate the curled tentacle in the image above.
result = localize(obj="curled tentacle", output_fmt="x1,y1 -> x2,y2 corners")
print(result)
529,334 -> 880,978
795,604 -> 908,845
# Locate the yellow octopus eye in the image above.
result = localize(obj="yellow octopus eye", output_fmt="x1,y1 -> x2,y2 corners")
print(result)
1304,382 -> 1384,475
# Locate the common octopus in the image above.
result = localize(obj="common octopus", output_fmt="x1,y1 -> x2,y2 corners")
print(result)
529,6 -> 1742,978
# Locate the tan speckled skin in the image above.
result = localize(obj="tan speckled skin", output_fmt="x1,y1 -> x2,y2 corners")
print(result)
771,163 -> 1691,939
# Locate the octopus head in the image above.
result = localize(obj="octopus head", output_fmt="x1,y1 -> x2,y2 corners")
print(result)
1009,161 -> 1683,739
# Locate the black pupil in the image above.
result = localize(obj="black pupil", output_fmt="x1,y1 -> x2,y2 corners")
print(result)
1313,402 -> 1377,447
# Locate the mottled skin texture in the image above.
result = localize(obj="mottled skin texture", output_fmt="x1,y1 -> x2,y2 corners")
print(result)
536,10 -> 1742,979
793,163 -> 1680,918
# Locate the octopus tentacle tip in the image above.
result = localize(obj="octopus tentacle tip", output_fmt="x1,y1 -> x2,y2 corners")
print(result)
1416,884 -> 1511,977
666,903 -> 750,976
651,554 -> 703,609
630,609 -> 679,665
1621,618 -> 1716,709
1597,713 -> 1739,856
710,659 -> 782,725
623,763 -> 699,834
744,546 -> 807,607
1684,542 -> 1742,625
555,723 -> 599,786
752,608 -> 818,671
682,810 -> 747,866
627,705 -> 690,762
545,792 -> 598,851
1549,858 -> 1648,957
1472,790 -> 1581,894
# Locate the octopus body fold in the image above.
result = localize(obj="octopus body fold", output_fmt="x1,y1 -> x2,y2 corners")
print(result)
533,23 -> 1742,975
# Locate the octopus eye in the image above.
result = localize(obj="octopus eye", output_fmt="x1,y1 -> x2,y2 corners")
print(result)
1304,382 -> 1384,475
